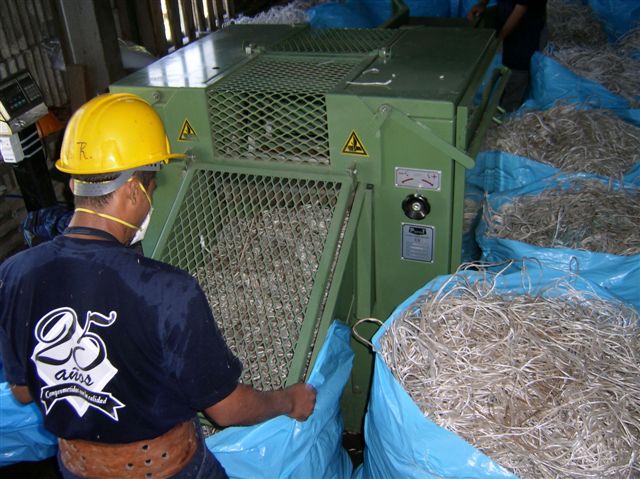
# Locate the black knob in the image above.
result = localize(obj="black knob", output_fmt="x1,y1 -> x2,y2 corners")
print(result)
402,194 -> 431,220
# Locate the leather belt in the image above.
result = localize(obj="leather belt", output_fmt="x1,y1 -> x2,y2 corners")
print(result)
58,421 -> 198,479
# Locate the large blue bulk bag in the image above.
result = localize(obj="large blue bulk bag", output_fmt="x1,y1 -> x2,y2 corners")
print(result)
529,52 -> 636,110
0,382 -> 58,466
355,262 -> 631,479
207,321 -> 354,479
586,0 -> 640,41
476,177 -> 640,310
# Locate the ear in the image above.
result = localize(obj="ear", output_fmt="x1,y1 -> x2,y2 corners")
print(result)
126,178 -> 139,205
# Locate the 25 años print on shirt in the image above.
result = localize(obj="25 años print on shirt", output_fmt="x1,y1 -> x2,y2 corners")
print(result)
31,307 -> 125,420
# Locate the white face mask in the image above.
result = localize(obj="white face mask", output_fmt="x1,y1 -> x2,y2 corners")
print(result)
130,181 -> 154,245
130,206 -> 153,245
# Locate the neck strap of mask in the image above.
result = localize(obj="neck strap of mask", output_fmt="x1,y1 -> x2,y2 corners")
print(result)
74,207 -> 139,231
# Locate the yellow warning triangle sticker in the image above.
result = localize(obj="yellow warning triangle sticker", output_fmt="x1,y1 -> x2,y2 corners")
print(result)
341,130 -> 368,157
178,119 -> 198,141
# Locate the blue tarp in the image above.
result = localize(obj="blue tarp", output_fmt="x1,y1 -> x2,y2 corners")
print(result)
0,383 -> 58,466
355,262 -> 626,479
207,321 -> 354,479
476,178 -> 640,310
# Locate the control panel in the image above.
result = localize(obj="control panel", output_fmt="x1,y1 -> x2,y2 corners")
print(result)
0,71 -> 47,135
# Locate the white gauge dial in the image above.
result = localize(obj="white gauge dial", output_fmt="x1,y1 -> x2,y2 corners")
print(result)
395,167 -> 442,191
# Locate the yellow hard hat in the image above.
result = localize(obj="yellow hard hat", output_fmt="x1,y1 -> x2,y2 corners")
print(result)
56,93 -> 185,175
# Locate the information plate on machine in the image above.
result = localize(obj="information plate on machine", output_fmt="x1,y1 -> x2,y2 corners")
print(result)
395,167 -> 442,191
401,224 -> 434,262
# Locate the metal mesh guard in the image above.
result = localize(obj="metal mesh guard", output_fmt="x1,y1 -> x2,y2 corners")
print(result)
208,55 -> 361,165
270,28 -> 400,54
159,169 -> 341,390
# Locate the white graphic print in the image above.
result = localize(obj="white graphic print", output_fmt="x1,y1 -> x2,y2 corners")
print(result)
31,307 -> 125,420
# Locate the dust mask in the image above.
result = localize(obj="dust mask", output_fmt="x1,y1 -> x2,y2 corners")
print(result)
130,182 -> 153,245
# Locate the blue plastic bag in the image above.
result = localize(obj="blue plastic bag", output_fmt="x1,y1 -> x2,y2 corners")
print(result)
467,99 -> 640,194
586,0 -> 640,41
207,321 -> 354,479
476,178 -> 640,310
0,382 -> 58,466
529,52 -> 635,110
21,204 -> 73,247
308,3 -> 389,28
405,0 -> 450,17
466,150 -> 562,194
308,0 -> 450,28
466,150 -> 640,194
461,184 -> 484,263
356,262 -> 635,479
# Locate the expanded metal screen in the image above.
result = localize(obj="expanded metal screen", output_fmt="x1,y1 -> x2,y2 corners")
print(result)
158,168 -> 343,390
207,55 -> 362,165
269,28 -> 400,54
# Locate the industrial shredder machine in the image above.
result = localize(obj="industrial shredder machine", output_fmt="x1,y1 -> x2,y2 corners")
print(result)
110,24 -> 507,432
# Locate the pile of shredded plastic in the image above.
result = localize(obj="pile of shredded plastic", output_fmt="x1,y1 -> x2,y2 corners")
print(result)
225,0 -> 331,25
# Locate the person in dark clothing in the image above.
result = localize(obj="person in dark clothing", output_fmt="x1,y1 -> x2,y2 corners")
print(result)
469,0 -> 547,111
0,93 -> 316,479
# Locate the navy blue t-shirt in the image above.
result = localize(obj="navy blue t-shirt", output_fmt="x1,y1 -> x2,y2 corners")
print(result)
498,0 -> 547,70
0,235 -> 241,443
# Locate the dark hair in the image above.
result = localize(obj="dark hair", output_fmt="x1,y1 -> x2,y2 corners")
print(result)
73,170 -> 156,208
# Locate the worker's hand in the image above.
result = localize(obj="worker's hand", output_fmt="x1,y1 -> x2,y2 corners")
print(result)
467,3 -> 486,21
285,383 -> 317,421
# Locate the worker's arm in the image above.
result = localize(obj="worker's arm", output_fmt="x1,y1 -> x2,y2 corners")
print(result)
498,3 -> 528,40
204,383 -> 316,427
467,0 -> 489,21
10,384 -> 33,404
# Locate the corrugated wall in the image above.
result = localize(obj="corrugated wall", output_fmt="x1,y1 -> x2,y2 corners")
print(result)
0,0 -> 68,108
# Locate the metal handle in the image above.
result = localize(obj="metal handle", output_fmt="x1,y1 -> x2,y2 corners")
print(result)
382,0 -> 409,28
352,317 -> 384,350
467,66 -> 511,157
376,105 -> 476,169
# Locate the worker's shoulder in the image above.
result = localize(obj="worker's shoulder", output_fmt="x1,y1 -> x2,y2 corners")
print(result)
0,241 -> 51,274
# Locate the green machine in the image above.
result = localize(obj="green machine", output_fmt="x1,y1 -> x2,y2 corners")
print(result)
111,25 -> 507,432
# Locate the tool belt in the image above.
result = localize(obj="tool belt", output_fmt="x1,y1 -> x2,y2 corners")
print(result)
58,420 -> 198,479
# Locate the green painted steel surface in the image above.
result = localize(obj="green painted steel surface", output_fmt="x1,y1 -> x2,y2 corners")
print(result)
110,24 -> 503,433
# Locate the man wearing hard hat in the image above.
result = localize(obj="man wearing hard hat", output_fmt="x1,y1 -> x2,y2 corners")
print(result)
0,93 -> 316,478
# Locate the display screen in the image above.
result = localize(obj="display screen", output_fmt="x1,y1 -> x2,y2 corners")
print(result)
0,73 -> 41,119
0,82 -> 28,115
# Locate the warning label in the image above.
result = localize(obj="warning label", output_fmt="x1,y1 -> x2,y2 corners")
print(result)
341,131 -> 368,157
178,119 -> 198,141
